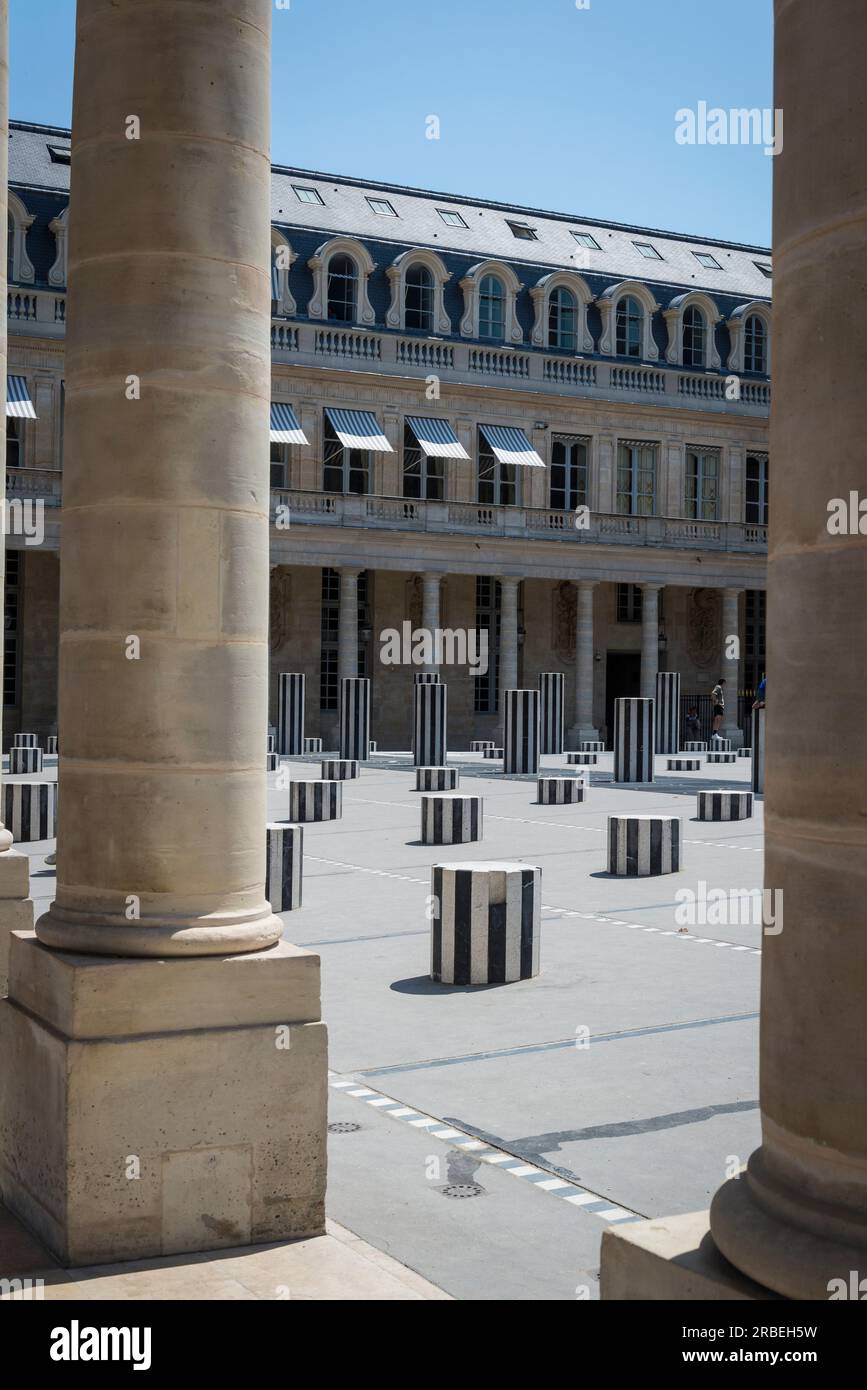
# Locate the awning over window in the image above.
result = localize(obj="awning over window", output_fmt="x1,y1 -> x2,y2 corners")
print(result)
325,407 -> 393,453
405,415 -> 470,460
479,423 -> 544,468
269,402 -> 308,445
6,376 -> 36,419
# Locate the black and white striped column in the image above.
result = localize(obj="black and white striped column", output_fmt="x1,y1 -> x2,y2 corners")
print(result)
289,780 -> 342,822
613,698 -> 655,783
277,672 -> 305,755
413,680 -> 447,769
483,747 -> 503,760
697,790 -> 753,821
538,776 -> 586,805
711,735 -> 732,751
266,752 -> 279,772
414,673 -> 442,684
738,746 -> 752,759
707,751 -> 736,764
471,740 -> 494,752
12,733 -> 38,749
321,759 -> 359,780
421,793 -> 482,845
368,741 -> 377,754
9,747 -> 43,775
655,672 -> 681,754
430,861 -> 541,985
667,757 -> 701,771
567,751 -> 597,766
608,815 -> 680,876
303,737 -> 322,754
266,733 -> 275,754
265,822 -> 303,911
580,740 -> 604,752
3,782 -> 57,842
339,677 -> 370,762
752,708 -> 765,794
416,767 -> 458,792
45,736 -> 58,755
683,741 -> 707,753
503,689 -> 540,775
538,672 -> 564,755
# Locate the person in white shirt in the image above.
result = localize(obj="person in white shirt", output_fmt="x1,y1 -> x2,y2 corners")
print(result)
711,678 -> 726,738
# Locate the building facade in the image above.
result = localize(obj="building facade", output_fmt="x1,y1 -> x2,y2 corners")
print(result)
5,120 -> 769,749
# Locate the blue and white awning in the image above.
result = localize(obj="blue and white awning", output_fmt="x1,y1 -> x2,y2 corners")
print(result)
325,407 -> 393,453
269,402 -> 308,445
6,376 -> 36,419
479,423 -> 544,468
405,415 -> 470,460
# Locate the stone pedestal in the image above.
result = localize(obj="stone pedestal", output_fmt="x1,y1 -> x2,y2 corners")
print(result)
0,851 -> 33,995
600,1212 -> 779,1301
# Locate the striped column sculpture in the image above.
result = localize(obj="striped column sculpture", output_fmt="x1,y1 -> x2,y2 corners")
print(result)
368,741 -> 377,754
711,735 -> 732,751
538,673 -> 564,755
339,677 -> 370,762
697,790 -> 753,821
538,776 -> 586,805
483,746 -> 503,760
614,698 -> 655,783
12,733 -> 38,749
430,861 -> 541,985
3,782 -> 57,842
277,672 -> 305,755
707,751 -> 736,764
289,780 -> 342,823
503,689 -> 540,775
45,736 -> 59,755
413,680 -> 447,769
738,746 -> 752,759
608,815 -> 680,876
9,747 -> 44,775
416,767 -> 458,792
580,740 -> 605,752
411,672 -> 441,756
667,756 -> 700,772
752,708 -> 765,794
421,793 -> 483,845
655,672 -> 681,754
266,733 -> 275,753
683,741 -> 707,753
321,759 -> 359,781
567,751 -> 597,766
265,822 -> 303,911
303,737 -> 322,754
471,740 -> 494,752
266,752 -> 279,772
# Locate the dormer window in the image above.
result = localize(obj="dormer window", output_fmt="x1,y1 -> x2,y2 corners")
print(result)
615,295 -> 643,357
479,274 -> 506,340
694,251 -> 722,270
634,242 -> 663,260
327,254 -> 357,323
572,231 -> 601,250
437,209 -> 467,228
293,185 -> 324,204
367,197 -> 397,216
507,221 -> 538,241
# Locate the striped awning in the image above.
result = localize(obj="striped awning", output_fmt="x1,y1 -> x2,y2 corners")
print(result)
405,415 -> 470,460
269,402 -> 308,445
479,423 -> 544,468
325,407 -> 393,453
6,376 -> 36,419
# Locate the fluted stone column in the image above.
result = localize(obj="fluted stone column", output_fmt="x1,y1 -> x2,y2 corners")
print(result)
338,568 -> 360,685
569,580 -> 598,745
0,0 -> 326,1265
498,577 -> 519,740
0,0 -> 34,988
421,573 -> 441,675
639,584 -> 660,700
720,587 -> 743,746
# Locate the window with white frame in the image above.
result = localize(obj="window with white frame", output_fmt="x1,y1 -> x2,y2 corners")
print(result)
548,286 -> 577,351
745,452 -> 769,525
478,430 -> 518,506
323,414 -> 369,494
327,254 -> 357,323
617,441 -> 657,515
402,424 -> 444,501
615,295 -> 643,357
682,304 -> 707,368
685,448 -> 721,520
479,274 -> 506,341
744,313 -> 768,373
550,435 -> 589,510
404,263 -> 434,333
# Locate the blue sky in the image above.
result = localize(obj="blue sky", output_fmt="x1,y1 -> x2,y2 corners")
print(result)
10,0 -> 773,246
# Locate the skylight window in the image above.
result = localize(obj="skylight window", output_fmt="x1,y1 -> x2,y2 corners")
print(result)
754,261 -> 773,279
634,242 -> 663,260
367,197 -> 397,216
694,251 -> 723,270
437,208 -> 468,228
293,185 -> 324,205
571,231 -> 601,250
47,144 -> 71,165
507,221 -> 538,241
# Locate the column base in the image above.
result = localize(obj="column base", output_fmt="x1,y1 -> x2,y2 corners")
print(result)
567,724 -> 600,749
600,1210 -> 782,1300
0,851 -> 34,995
0,931 -> 327,1267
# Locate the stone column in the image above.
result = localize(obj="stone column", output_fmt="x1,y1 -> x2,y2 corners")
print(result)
0,0 -> 34,989
639,584 -> 660,700
0,0 -> 326,1265
337,568 -> 360,685
498,576 -> 519,740
421,573 -> 441,675
719,586 -> 743,745
569,579 -> 598,745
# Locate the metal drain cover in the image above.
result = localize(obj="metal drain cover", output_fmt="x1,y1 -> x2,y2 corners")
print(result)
441,1182 -> 485,1199
328,1121 -> 361,1134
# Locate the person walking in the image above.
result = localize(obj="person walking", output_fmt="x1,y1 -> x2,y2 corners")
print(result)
711,678 -> 726,739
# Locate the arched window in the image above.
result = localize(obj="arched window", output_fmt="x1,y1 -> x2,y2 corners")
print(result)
327,254 -> 357,323
744,314 -> 767,373
548,286 -> 577,351
479,275 -> 505,341
615,296 -> 643,357
404,263 -> 434,332
682,305 -> 706,368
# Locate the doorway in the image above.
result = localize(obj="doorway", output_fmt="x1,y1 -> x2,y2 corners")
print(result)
605,652 -> 641,748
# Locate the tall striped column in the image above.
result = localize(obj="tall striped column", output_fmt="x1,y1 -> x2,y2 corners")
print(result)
538,672 -> 564,755
751,707 -> 765,794
339,677 -> 370,761
413,680 -> 447,768
614,697 -> 655,783
503,689 -> 540,775
277,672 -> 305,755
412,671 -> 441,755
655,671 -> 681,754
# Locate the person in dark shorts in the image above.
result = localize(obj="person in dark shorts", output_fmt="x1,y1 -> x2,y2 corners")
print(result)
711,678 -> 726,738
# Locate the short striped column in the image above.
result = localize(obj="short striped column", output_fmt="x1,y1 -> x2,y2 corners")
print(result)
580,740 -> 604,752
608,815 -> 680,876
12,733 -> 38,749
45,736 -> 58,755
655,672 -> 681,754
537,776 -> 586,805
738,746 -> 752,759
707,751 -> 736,764
266,752 -> 279,772
538,672 -> 564,755
265,822 -> 303,911
503,689 -> 540,775
277,672 -> 305,755
430,861 -> 541,985
667,756 -> 701,771
711,735 -> 732,751
266,733 -> 276,754
303,737 -> 322,754
416,766 -> 458,792
289,780 -> 342,822
368,741 -> 377,754
471,740 -> 494,752
421,793 -> 483,845
321,759 -> 359,780
411,672 -> 441,756
567,751 -> 597,766
697,790 -> 753,821
752,708 -> 765,794
10,747 -> 44,775
413,680 -> 447,768
3,781 -> 57,842
339,677 -> 370,761
483,746 -> 503,760
613,698 -> 655,783
683,741 -> 707,753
